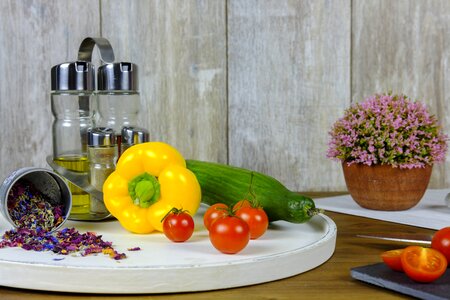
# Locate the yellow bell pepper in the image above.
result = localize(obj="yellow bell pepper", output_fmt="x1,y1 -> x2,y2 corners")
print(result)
103,142 -> 201,234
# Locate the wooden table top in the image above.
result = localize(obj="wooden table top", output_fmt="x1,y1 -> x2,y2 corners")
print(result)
0,193 -> 434,300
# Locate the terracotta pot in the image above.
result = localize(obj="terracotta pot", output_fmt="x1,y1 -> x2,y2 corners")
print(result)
342,163 -> 432,211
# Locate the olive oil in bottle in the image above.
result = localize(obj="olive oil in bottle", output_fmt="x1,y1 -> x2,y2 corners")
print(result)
53,156 -> 90,215
51,61 -> 95,220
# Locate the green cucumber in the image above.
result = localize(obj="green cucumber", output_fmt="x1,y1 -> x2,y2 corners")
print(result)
186,160 -> 322,223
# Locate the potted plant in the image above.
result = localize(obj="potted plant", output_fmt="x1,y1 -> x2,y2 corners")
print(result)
327,93 -> 448,210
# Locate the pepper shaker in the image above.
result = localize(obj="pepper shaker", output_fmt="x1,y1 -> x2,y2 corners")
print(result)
96,62 -> 142,157
87,127 -> 117,218
121,126 -> 149,154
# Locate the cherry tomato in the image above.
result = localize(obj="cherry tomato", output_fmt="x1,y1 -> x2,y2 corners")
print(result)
232,199 -> 252,211
203,203 -> 228,230
381,249 -> 404,272
400,246 -> 447,283
235,206 -> 269,239
209,215 -> 250,254
431,227 -> 450,262
162,209 -> 194,242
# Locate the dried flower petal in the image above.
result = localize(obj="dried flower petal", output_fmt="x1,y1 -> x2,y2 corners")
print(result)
127,247 -> 141,251
0,180 -> 126,260
7,179 -> 65,231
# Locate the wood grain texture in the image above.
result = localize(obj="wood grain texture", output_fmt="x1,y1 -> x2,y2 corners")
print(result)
0,0 -> 100,180
0,0 -> 449,192
352,0 -> 450,188
228,0 -> 351,191
100,0 -> 228,163
0,194 -> 423,299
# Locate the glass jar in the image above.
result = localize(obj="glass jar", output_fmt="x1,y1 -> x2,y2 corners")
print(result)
87,127 -> 117,219
51,61 -> 96,219
96,62 -> 141,157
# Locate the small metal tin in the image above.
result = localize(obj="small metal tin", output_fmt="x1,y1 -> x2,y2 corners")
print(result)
0,168 -> 72,232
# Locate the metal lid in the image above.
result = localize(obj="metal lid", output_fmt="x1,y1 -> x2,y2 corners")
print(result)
88,127 -> 116,147
51,61 -> 95,91
98,62 -> 138,91
121,126 -> 149,145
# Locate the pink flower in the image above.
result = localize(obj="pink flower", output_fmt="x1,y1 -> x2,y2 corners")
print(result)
327,93 -> 448,168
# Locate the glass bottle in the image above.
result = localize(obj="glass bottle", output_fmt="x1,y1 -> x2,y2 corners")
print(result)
96,62 -> 141,157
87,127 -> 117,219
51,61 -> 95,219
121,126 -> 149,154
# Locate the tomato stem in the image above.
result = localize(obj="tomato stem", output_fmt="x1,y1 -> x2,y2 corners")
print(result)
215,205 -> 236,216
161,207 -> 190,223
239,172 -> 262,209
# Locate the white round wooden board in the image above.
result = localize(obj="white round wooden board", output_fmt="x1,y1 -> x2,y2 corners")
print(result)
0,205 -> 336,294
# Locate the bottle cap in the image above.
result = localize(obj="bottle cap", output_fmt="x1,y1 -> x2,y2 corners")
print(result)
97,62 -> 138,91
51,61 -> 95,91
88,127 -> 116,147
121,126 -> 149,145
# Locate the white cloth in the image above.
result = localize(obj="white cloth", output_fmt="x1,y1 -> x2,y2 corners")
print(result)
315,189 -> 450,230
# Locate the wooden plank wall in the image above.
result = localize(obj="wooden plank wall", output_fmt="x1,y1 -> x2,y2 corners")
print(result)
0,0 -> 101,178
0,0 -> 449,192
228,0 -> 350,191
352,0 -> 450,188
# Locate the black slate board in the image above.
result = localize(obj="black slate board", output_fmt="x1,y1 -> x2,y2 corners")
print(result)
351,263 -> 450,300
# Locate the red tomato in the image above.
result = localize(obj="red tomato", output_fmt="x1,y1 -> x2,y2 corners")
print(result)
381,249 -> 404,272
400,246 -> 447,283
209,215 -> 250,254
203,203 -> 229,230
235,206 -> 269,239
162,209 -> 194,242
431,227 -> 450,262
232,199 -> 252,211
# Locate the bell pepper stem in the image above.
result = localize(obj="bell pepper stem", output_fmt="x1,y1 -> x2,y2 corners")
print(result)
128,173 -> 161,208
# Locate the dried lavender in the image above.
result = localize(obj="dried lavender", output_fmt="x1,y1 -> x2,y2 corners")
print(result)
0,227 -> 126,260
0,180 -> 126,260
7,180 -> 64,231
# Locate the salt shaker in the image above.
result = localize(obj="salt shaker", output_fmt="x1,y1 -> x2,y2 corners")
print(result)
87,127 -> 117,218
96,62 -> 141,157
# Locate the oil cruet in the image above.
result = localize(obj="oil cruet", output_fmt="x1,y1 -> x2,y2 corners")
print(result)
48,37 -> 148,221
